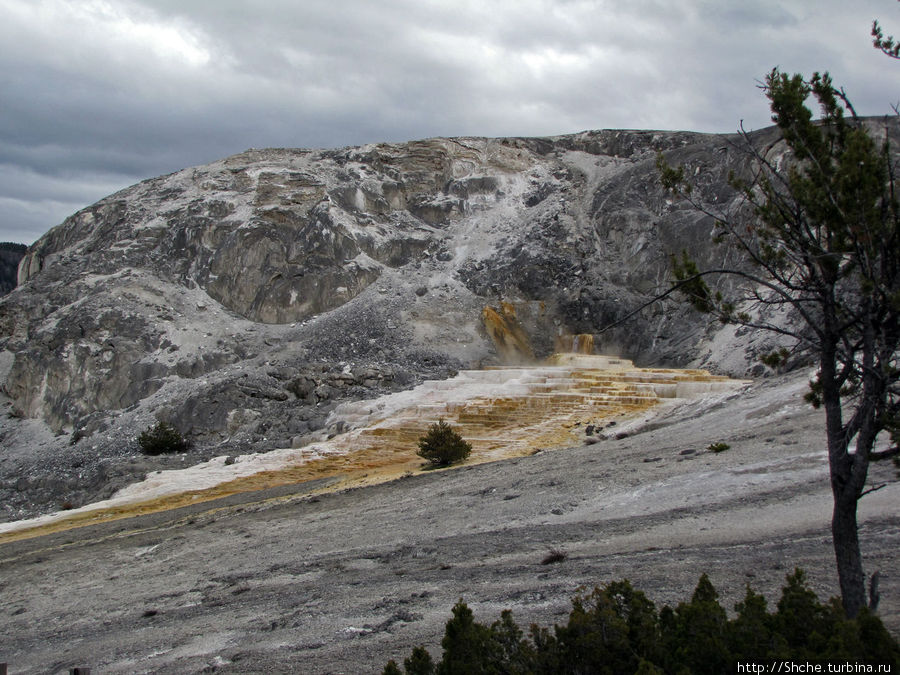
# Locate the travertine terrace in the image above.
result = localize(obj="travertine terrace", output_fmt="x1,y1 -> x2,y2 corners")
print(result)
0,354 -> 743,541
3,123 -> 839,519
332,353 -> 743,461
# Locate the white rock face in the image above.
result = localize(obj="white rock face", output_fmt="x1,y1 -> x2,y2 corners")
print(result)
3,122 -> 895,519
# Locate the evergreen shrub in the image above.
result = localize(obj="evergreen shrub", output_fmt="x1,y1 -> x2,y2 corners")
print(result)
138,421 -> 190,455
417,420 -> 472,467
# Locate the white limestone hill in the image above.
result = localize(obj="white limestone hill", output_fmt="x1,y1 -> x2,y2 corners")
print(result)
2,120 -> 897,519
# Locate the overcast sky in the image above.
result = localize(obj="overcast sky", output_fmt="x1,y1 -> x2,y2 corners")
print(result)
1,0 -> 898,245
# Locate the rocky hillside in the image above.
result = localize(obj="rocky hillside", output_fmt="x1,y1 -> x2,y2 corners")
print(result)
2,121 -> 895,520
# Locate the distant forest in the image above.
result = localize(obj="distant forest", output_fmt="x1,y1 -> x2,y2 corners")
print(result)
0,242 -> 27,296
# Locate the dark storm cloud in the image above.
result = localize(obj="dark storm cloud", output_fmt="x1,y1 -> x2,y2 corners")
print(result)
0,0 -> 897,244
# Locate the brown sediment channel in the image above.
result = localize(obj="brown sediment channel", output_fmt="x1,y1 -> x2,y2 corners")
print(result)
0,355 -> 745,543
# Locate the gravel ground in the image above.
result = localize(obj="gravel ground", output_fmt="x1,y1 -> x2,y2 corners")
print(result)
0,371 -> 898,674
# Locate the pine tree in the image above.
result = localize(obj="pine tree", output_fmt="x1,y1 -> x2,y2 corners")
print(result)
416,419 -> 472,467
657,68 -> 900,617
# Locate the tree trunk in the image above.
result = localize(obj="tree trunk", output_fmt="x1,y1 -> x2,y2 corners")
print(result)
831,487 -> 866,617
820,336 -> 868,619
829,319 -> 881,619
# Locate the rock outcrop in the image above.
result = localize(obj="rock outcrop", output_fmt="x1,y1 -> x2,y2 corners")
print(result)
3,121 -> 895,519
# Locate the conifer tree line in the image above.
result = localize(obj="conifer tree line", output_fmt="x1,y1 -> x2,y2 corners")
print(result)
384,571 -> 899,674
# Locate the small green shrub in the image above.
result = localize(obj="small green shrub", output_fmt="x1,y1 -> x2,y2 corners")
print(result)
708,441 -> 731,453
417,419 -> 472,467
138,421 -> 190,455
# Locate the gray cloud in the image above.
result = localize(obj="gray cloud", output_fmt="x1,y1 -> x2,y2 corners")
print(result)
0,0 -> 897,244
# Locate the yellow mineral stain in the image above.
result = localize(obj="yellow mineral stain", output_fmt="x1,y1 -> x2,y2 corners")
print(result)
481,302 -> 535,364
555,333 -> 595,355
0,355 -> 745,544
